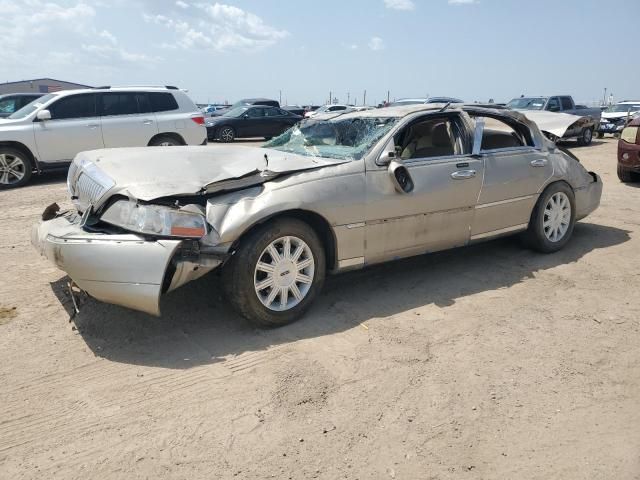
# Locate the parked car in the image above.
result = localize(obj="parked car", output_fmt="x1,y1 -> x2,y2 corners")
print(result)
0,93 -> 44,118
617,116 -> 640,182
0,86 -> 206,189
206,105 -> 301,141
506,96 -> 601,145
598,101 -> 640,138
282,105 -> 305,116
199,104 -> 230,117
32,105 -> 602,326
304,104 -> 352,118
390,97 -> 464,106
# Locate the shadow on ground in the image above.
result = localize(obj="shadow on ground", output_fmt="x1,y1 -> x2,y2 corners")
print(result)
50,222 -> 630,369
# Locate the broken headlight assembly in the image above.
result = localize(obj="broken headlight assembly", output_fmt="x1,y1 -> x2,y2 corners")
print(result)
100,200 -> 207,239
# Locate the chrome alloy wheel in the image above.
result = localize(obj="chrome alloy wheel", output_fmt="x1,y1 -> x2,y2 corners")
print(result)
220,127 -> 234,142
543,192 -> 571,242
0,153 -> 26,185
254,236 -> 315,311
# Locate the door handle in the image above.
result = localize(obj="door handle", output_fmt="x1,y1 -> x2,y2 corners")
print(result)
142,119 -> 154,125
451,169 -> 476,179
86,124 -> 99,129
530,159 -> 548,167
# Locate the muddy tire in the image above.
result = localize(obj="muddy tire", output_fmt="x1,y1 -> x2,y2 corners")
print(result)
523,182 -> 576,253
0,147 -> 33,189
222,218 -> 326,327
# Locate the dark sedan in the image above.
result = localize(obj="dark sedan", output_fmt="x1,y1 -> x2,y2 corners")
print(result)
206,105 -> 302,142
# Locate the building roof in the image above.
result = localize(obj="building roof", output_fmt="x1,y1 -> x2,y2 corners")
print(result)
0,78 -> 92,87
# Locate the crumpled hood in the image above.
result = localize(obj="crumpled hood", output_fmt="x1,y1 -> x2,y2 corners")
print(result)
73,145 -> 347,202
517,110 -> 587,138
602,111 -> 637,120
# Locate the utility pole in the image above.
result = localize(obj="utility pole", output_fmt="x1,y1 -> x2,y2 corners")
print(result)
363,89 -> 367,106
602,87 -> 607,106
347,91 -> 350,105
329,91 -> 332,105
279,90 -> 282,105
387,90 -> 390,104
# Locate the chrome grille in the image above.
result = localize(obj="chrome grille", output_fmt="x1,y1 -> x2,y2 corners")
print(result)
76,173 -> 109,210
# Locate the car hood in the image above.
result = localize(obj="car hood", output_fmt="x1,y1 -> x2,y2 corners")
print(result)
72,145 -> 349,204
602,111 -> 637,120
517,110 -> 587,138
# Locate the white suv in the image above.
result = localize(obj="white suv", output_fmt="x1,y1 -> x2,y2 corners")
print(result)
0,86 -> 206,189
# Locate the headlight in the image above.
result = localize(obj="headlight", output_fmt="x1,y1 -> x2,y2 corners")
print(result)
101,200 -> 207,238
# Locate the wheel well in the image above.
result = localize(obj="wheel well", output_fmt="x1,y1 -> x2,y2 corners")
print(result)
237,210 -> 338,271
148,132 -> 186,146
0,141 -> 37,170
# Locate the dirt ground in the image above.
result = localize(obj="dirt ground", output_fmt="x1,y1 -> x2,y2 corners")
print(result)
1,138 -> 639,480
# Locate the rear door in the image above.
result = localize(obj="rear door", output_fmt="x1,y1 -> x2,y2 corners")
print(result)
34,93 -> 104,163
264,107 -> 295,136
99,92 -> 158,147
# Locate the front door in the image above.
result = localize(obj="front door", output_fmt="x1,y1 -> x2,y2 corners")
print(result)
34,93 -> 104,164
238,106 -> 267,137
99,92 -> 158,148
364,113 -> 483,264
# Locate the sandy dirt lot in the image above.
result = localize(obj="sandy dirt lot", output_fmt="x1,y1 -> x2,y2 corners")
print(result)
1,138 -> 639,479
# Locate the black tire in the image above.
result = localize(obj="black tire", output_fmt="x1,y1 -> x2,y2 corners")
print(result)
596,132 -> 604,139
577,127 -> 593,146
0,147 -> 33,189
218,126 -> 235,142
149,135 -> 182,146
523,182 -> 576,253
617,164 -> 638,183
222,218 -> 326,327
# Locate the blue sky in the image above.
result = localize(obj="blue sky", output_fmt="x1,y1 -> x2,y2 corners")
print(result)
2,0 -> 638,106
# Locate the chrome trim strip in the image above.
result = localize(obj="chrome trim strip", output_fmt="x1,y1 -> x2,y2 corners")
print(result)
345,222 -> 365,229
475,194 -> 536,209
470,223 -> 528,240
338,257 -> 365,269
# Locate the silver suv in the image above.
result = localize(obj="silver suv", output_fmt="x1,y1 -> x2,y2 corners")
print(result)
0,86 -> 206,189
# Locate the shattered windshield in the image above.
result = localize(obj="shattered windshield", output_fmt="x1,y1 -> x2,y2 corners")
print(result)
264,116 -> 397,161
507,97 -> 547,110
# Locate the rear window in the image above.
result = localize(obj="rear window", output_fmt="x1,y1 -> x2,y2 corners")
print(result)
560,97 -> 573,110
149,92 -> 179,112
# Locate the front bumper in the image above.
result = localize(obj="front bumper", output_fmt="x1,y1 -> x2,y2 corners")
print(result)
31,213 -> 220,315
575,172 -> 603,221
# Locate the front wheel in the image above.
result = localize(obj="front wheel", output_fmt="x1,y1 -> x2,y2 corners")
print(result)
596,132 -> 604,139
577,127 -> 593,146
222,218 -> 326,327
523,182 -> 576,253
218,126 -> 235,142
149,135 -> 182,146
0,148 -> 32,189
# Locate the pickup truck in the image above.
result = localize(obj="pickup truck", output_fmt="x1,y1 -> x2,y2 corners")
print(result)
506,95 -> 601,145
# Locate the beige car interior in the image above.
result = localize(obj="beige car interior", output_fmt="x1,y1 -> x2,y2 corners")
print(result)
399,119 -> 456,160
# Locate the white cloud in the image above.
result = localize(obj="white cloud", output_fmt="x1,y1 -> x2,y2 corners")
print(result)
0,0 -> 155,72
448,0 -> 478,4
368,37 -> 385,51
145,2 -> 289,52
384,0 -> 415,10
175,0 -> 189,8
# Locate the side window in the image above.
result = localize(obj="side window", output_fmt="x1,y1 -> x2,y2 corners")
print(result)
136,93 -> 152,113
395,117 -> 460,160
560,96 -> 573,110
547,97 -> 560,112
246,107 -> 265,118
330,106 -> 346,112
149,92 -> 179,112
100,93 -> 140,116
472,115 -> 534,151
48,94 -> 97,120
265,107 -> 286,117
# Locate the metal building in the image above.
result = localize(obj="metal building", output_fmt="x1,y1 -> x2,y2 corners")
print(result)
0,78 -> 91,95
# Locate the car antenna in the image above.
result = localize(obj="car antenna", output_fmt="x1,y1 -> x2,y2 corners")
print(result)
438,102 -> 452,112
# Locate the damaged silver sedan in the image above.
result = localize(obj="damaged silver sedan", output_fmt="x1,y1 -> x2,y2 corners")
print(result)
32,105 -> 602,326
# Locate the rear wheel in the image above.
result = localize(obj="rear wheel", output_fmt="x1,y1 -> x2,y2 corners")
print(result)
596,132 -> 604,139
523,182 -> 576,253
219,126 -> 235,142
0,148 -> 32,189
222,218 -> 326,327
617,164 -> 639,183
577,127 -> 593,146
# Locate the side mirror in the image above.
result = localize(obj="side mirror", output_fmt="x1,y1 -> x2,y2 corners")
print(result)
242,114 -> 249,119
388,160 -> 414,194
378,145 -> 402,166
36,109 -> 51,121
